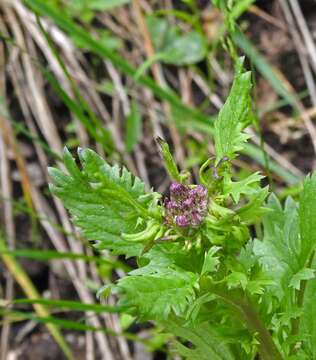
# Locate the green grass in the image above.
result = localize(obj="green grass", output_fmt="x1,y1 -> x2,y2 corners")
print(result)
23,0 -> 301,185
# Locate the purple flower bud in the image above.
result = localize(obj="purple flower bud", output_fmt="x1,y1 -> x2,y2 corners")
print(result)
170,182 -> 186,195
183,197 -> 194,209
175,215 -> 189,228
198,200 -> 208,213
196,185 -> 207,196
166,200 -> 178,210
190,185 -> 207,199
191,211 -> 202,226
188,188 -> 197,197
164,182 -> 208,229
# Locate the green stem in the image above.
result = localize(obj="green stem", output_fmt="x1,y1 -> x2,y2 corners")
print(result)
210,286 -> 282,360
239,298 -> 282,360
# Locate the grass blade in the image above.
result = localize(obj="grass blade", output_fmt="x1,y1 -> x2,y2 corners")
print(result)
234,31 -> 296,106
0,237 -> 74,360
0,309 -> 141,343
11,298 -> 126,314
42,68 -> 113,153
0,248 -> 130,271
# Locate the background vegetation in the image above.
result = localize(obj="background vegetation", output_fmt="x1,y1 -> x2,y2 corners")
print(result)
1,0 -> 316,359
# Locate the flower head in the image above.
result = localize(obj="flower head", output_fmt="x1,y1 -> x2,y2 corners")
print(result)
164,182 -> 208,228
176,215 -> 190,227
170,182 -> 186,196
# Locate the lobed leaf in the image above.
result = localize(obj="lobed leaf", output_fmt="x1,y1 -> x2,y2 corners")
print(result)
253,195 -> 301,298
223,172 -> 264,203
289,268 -> 315,290
115,270 -> 198,320
214,58 -> 253,162
49,148 -> 157,257
201,246 -> 221,275
113,243 -> 203,319
168,320 -> 237,360
236,186 -> 269,223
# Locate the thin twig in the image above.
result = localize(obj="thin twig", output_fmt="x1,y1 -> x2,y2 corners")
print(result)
0,35 -> 15,360
249,5 -> 287,31
288,0 -> 316,74
0,137 -> 15,360
280,0 -> 316,106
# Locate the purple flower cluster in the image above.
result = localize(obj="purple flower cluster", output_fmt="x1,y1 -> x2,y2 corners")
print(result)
164,182 -> 208,228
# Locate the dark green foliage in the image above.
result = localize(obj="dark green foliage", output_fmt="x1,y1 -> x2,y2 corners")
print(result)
49,148 -> 159,257
50,60 -> 316,359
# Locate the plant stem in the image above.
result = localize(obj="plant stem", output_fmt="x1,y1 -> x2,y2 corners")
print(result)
239,298 -> 282,360
211,286 -> 283,360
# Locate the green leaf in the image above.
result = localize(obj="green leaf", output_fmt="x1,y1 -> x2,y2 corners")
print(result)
185,293 -> 216,323
49,148 -> 157,257
132,243 -> 205,276
72,30 -> 122,51
146,15 -> 207,65
167,320 -> 235,360
160,31 -> 207,65
146,15 -> 175,50
96,284 -> 114,300
63,0 -> 94,22
115,270 -> 198,319
298,173 -> 316,356
299,172 -> 316,266
230,0 -> 256,19
156,137 -> 181,182
113,243 -> 202,319
247,278 -> 275,295
236,186 -> 269,223
201,246 -> 221,275
226,272 -> 248,290
98,30 -> 122,50
119,313 -> 135,330
300,268 -> 316,357
239,240 -> 258,272
214,58 -> 253,162
253,195 -> 301,298
124,101 -> 142,153
223,172 -> 264,203
289,268 -> 315,290
88,0 -> 130,11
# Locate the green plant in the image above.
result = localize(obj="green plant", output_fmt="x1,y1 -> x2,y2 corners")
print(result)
49,59 -> 316,359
